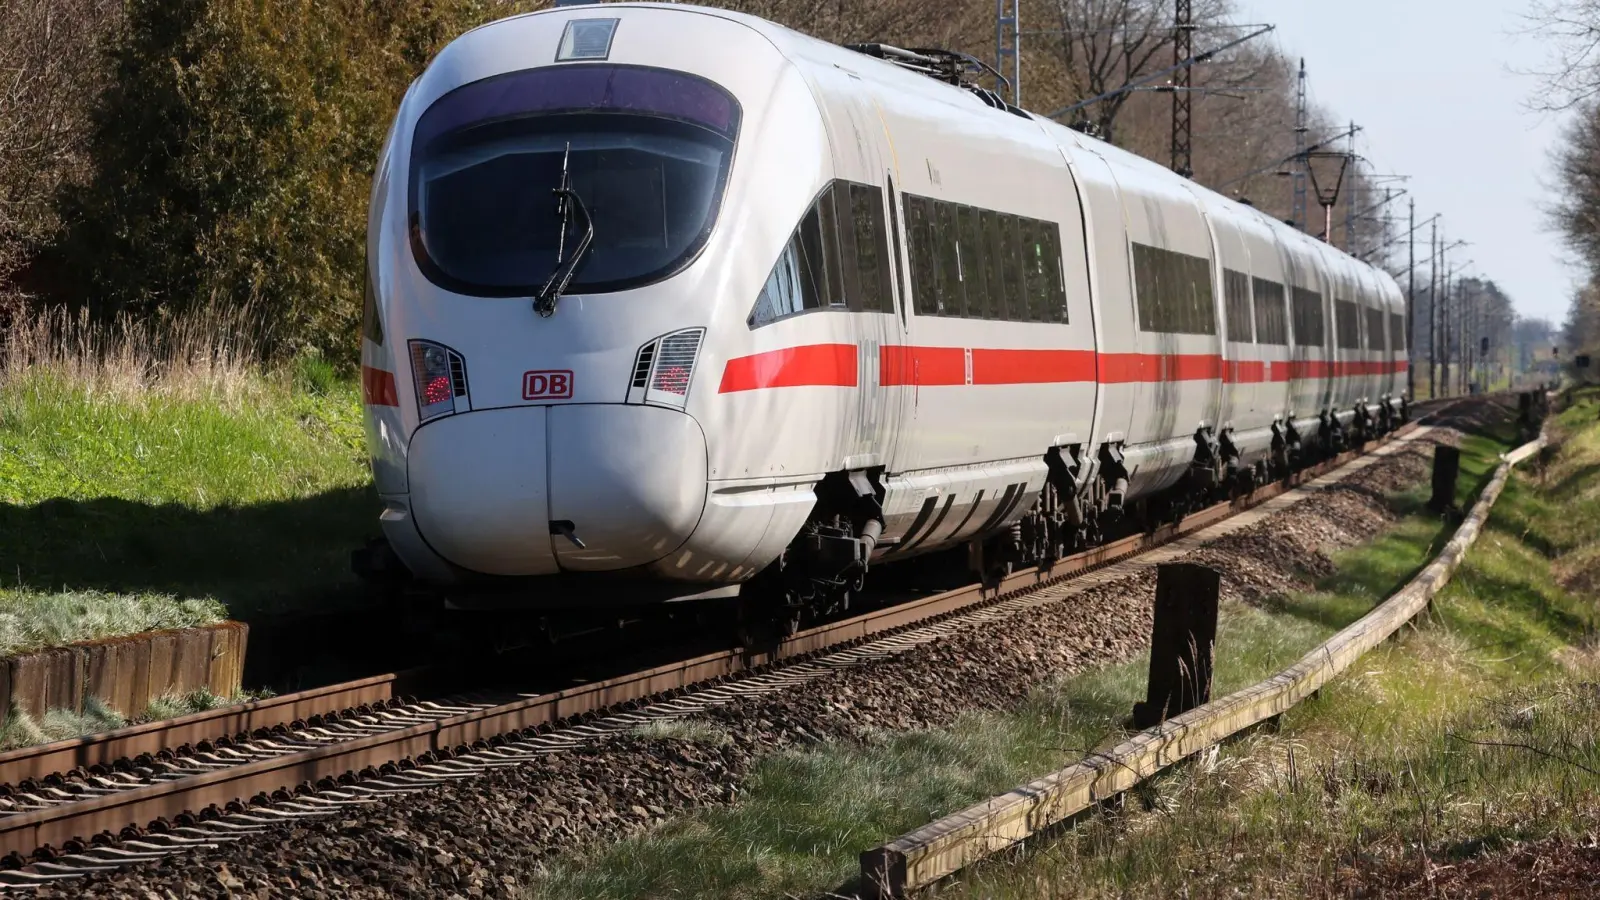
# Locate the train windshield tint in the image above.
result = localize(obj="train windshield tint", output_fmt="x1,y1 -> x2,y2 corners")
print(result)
408,66 -> 740,297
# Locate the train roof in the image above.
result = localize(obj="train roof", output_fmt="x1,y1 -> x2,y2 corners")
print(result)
461,3 -> 1399,305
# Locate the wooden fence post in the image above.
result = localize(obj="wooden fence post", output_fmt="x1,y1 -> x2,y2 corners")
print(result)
1133,563 -> 1220,729
1428,445 -> 1461,514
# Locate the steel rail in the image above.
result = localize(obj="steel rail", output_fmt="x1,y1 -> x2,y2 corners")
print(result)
0,404 -> 1460,868
0,674 -> 416,791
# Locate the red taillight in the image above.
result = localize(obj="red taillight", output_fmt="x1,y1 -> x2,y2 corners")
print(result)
408,339 -> 467,421
654,365 -> 690,395
423,375 -> 453,405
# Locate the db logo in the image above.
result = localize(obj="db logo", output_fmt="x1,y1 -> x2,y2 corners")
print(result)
522,370 -> 574,400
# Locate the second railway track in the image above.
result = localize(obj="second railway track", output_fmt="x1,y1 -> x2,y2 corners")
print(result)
0,404 -> 1463,889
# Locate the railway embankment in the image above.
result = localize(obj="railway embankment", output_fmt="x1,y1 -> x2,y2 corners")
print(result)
28,399 -> 1525,899
902,390 -> 1600,899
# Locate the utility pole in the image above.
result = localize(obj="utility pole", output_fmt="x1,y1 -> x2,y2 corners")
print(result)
1407,197 -> 1415,399
1429,219 -> 1439,398
1292,59 -> 1308,230
1171,0 -> 1194,178
995,0 -> 1020,105
1344,123 -> 1358,249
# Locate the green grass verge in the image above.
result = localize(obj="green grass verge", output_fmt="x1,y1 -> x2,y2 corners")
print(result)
0,357 -> 376,647
935,391 -> 1600,898
523,411 -> 1533,900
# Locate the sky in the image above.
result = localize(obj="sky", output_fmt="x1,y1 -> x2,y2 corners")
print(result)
1232,0 -> 1574,324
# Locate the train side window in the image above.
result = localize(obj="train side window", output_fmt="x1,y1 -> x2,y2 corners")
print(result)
819,183 -> 852,310
958,206 -> 988,319
1041,221 -> 1067,322
1188,253 -> 1217,335
1365,306 -> 1387,351
848,183 -> 891,313
1335,299 -> 1361,349
966,206 -> 992,318
748,187 -> 833,327
1251,278 -> 1287,344
1132,242 -> 1214,335
1020,217 -> 1046,322
904,195 -> 934,316
1291,287 -> 1324,347
1000,214 -> 1026,321
1223,268 -> 1253,342
935,200 -> 964,316
1389,311 -> 1406,350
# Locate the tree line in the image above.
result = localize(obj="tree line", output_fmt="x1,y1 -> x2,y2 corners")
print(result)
0,0 -> 1414,366
1537,0 -> 1600,376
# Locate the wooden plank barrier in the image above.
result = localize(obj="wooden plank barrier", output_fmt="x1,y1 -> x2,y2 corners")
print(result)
860,434 -> 1546,899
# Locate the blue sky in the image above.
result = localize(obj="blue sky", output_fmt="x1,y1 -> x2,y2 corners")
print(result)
1232,0 -> 1574,324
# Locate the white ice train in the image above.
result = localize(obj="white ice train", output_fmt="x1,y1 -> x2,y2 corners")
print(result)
356,3 -> 1409,619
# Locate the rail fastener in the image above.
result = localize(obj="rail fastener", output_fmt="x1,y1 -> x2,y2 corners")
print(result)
859,430 -> 1545,900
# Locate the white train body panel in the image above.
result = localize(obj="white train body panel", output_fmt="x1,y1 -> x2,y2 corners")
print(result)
360,3 -> 1409,602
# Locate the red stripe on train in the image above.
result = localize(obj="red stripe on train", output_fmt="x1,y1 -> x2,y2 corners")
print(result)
717,343 -> 858,392
718,345 -> 1408,392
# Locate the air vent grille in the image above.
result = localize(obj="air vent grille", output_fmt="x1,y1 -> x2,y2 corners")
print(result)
631,342 -> 656,389
449,351 -> 469,397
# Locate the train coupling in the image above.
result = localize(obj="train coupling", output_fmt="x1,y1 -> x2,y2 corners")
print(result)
352,537 -> 410,586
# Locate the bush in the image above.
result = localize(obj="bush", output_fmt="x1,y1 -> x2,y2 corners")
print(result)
50,0 -> 503,365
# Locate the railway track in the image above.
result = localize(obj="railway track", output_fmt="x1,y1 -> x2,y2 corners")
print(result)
0,404 -> 1462,889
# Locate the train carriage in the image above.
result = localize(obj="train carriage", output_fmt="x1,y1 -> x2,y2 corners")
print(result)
356,3 -> 1409,618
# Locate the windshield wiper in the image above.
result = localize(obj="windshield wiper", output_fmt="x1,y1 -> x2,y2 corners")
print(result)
533,142 -> 595,318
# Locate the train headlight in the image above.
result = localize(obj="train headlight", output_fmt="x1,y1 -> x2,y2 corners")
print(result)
408,339 -> 469,422
627,327 -> 704,409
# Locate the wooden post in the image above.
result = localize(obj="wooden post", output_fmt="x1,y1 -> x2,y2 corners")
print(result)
1132,563 -> 1220,729
1428,445 -> 1461,513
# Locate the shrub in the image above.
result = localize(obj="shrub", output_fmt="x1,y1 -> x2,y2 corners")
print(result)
50,0 -> 502,365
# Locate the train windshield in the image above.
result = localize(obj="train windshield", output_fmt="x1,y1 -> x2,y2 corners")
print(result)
408,65 -> 741,297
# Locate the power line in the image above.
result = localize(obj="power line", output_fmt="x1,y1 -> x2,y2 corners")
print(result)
1044,24 -> 1274,121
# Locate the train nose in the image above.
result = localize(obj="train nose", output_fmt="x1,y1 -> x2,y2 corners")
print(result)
407,405 -> 708,577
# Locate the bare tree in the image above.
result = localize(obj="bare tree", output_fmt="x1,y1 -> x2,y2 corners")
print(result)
0,0 -> 121,315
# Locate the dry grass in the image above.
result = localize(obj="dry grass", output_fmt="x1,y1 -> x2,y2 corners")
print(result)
1,302 -> 275,403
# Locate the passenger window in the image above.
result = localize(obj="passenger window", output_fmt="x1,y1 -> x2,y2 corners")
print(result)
1335,299 -> 1361,349
1251,278 -> 1287,345
981,210 -> 1008,320
816,186 -> 848,309
906,195 -> 939,317
1389,311 -> 1406,350
1223,269 -> 1253,342
935,201 -> 964,316
1041,222 -> 1067,322
848,183 -> 891,313
1132,242 -> 1215,335
1365,306 -> 1387,350
1001,215 -> 1029,321
959,206 -> 988,319
1021,218 -> 1045,322
1291,287 -> 1324,347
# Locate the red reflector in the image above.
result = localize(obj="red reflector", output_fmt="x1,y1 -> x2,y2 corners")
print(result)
361,366 -> 399,406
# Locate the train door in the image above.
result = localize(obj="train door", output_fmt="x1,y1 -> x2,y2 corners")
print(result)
1058,144 -> 1134,461
813,72 -> 912,471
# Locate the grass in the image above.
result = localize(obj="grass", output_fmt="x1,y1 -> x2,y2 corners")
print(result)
933,389 -> 1600,898
0,304 -> 378,648
523,401 -> 1538,900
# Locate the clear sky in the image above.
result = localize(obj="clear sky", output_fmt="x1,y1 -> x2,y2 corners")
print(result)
1232,0 -> 1572,325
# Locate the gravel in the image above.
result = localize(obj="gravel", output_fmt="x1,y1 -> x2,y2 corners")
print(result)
41,423 -> 1477,900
